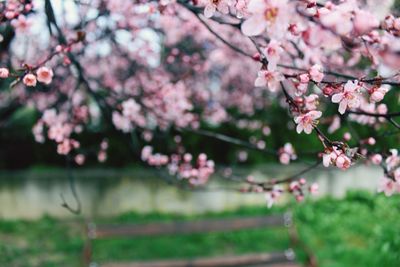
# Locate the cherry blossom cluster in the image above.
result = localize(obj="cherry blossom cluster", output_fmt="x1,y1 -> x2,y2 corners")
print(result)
1,0 -> 33,24
1,0 -> 400,205
278,143 -> 297,165
377,149 -> 400,196
142,146 -> 215,185
240,175 -> 319,208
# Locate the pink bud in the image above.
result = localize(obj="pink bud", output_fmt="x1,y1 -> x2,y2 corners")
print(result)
252,53 -> 261,61
183,153 -> 192,162
299,73 -> 310,83
323,85 -> 334,96
0,68 -> 9,78
279,153 -> 290,165
343,132 -> 351,141
367,137 -> 376,145
371,154 -> 382,165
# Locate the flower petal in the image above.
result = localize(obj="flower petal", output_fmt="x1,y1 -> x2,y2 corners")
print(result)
241,15 -> 266,36
331,93 -> 343,103
204,4 -> 216,18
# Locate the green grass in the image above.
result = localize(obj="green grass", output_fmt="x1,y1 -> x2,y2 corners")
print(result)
1,191 -> 400,267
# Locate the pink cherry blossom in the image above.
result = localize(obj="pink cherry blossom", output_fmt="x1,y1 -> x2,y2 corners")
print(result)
353,10 -> 379,36
319,3 -> 354,35
370,154 -> 382,165
335,154 -> 351,170
279,143 -> 297,165
265,40 -> 283,70
343,132 -> 351,141
309,183 -> 319,195
23,73 -> 37,87
331,81 -> 361,114
10,14 -> 31,33
304,94 -> 319,110
323,147 -> 352,170
254,70 -> 283,92
308,64 -> 324,83
369,86 -> 389,103
36,67 -> 54,84
75,154 -> 86,165
0,68 -> 9,78
279,153 -> 290,165
241,0 -> 288,37
122,99 -> 141,120
378,176 -> 400,197
57,139 -> 79,155
203,0 -> 231,18
98,151 -> 107,162
386,149 -> 400,171
294,110 -> 322,134
265,185 -> 283,208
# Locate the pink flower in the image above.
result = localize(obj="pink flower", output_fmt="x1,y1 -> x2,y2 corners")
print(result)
23,73 -> 37,87
75,154 -> 85,165
141,146 -> 153,161
36,67 -> 54,84
299,73 -> 309,83
331,81 -> 361,114
98,151 -> 107,162
254,70 -> 283,92
122,98 -> 141,119
265,186 -> 283,208
241,0 -> 287,36
378,176 -> 400,197
112,112 -> 132,133
0,68 -> 9,78
319,4 -> 353,35
279,143 -> 297,164
294,110 -> 322,134
343,132 -> 351,141
48,124 -> 72,142
203,0 -> 231,18
234,0 -> 249,18
308,64 -> 324,83
386,149 -> 400,171
370,86 -> 389,103
353,10 -> 379,36
335,154 -> 351,170
289,181 -> 300,191
322,147 -> 352,170
304,94 -> 319,110
57,139 -> 79,155
265,40 -> 283,70
370,154 -> 382,165
279,153 -> 290,164
309,183 -> 319,195
11,15 -> 31,33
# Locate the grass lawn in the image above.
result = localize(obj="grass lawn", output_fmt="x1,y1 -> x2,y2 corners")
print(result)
1,191 -> 400,267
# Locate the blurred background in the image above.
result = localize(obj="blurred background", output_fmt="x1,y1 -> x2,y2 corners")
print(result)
2,81 -> 400,267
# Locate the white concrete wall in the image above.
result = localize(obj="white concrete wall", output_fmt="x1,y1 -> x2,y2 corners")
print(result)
0,165 -> 383,219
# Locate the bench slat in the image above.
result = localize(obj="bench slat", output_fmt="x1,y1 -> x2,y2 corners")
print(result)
101,252 -> 294,267
91,215 -> 285,239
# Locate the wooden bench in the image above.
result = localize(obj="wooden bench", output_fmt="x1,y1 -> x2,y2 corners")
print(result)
83,213 -> 301,267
